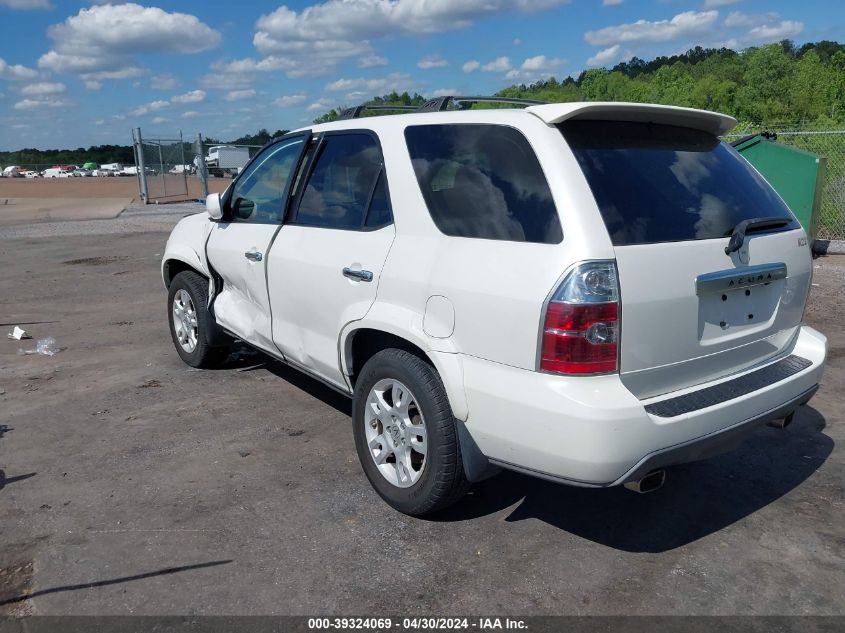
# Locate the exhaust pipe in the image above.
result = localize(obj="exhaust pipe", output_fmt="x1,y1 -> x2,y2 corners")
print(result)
624,469 -> 666,494
767,411 -> 795,430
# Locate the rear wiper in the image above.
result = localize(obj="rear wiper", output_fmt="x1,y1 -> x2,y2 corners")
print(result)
724,217 -> 792,255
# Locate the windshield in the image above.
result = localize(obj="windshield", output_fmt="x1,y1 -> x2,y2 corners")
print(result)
560,120 -> 799,246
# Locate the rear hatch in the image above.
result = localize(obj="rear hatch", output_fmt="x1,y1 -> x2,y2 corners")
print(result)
561,119 -> 811,399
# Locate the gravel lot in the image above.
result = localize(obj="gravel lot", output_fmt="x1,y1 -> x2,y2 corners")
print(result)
0,210 -> 843,616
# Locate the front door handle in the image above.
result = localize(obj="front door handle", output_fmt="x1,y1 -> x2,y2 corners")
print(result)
244,250 -> 263,262
342,267 -> 373,282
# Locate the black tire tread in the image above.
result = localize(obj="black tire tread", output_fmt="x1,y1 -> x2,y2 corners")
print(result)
168,270 -> 229,368
353,348 -> 470,516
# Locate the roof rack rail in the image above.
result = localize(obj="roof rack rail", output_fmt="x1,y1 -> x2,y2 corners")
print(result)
336,104 -> 419,120
417,96 -> 547,112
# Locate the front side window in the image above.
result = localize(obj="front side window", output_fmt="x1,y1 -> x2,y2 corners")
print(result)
404,124 -> 562,244
561,120 -> 799,245
228,137 -> 304,223
295,134 -> 389,229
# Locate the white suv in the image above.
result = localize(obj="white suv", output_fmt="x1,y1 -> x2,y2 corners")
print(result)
162,98 -> 827,516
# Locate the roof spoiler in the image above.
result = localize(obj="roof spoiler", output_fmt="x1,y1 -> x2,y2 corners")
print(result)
526,102 -> 737,136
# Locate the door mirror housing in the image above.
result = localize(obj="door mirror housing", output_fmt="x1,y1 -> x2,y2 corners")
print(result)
206,193 -> 223,220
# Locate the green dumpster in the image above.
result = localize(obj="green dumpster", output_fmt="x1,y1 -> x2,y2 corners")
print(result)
732,134 -> 826,243
82,161 -> 98,170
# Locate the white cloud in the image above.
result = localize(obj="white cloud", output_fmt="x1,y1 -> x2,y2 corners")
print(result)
0,57 -> 38,80
181,111 -> 199,119
505,55 -> 564,80
432,87 -> 458,97
225,89 -> 256,101
21,81 -> 65,96
587,44 -> 622,67
462,60 -> 481,73
359,54 -> 388,68
273,94 -> 307,107
130,99 -> 169,116
151,116 -> 168,125
325,72 -> 415,94
746,20 -> 802,41
172,89 -> 206,104
0,0 -> 51,9
723,11 -> 803,43
705,0 -> 741,6
481,56 -> 512,72
151,73 -> 179,90
602,0 -> 623,5
513,38 -> 522,45
84,80 -> 102,90
307,98 -> 336,112
14,97 -> 68,110
38,3 -> 220,83
724,11 -> 776,28
417,54 -> 448,69
252,0 -> 566,77
585,10 -> 718,46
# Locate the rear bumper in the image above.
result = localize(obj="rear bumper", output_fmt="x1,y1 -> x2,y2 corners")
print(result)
461,325 -> 826,486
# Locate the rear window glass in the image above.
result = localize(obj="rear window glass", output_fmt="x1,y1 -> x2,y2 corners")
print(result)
405,124 -> 562,244
561,121 -> 799,246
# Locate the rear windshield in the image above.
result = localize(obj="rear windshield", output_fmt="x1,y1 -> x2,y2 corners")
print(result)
561,120 -> 799,246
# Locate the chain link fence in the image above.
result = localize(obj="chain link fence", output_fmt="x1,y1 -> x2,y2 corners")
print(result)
131,129 -> 189,203
727,125 -> 845,241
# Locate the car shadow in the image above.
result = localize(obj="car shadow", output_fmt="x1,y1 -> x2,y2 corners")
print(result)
433,406 -> 832,553
211,345 -> 832,552
219,343 -> 351,415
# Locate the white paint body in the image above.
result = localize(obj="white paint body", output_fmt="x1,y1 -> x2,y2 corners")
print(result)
162,102 -> 827,486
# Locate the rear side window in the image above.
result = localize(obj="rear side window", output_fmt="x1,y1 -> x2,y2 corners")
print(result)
405,124 -> 562,244
561,120 -> 799,246
295,134 -> 389,229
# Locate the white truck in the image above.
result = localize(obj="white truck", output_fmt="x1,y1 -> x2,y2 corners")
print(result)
2,165 -> 23,177
161,98 -> 826,516
205,145 -> 249,178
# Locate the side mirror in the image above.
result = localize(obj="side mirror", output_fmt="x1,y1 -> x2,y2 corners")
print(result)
206,193 -> 223,220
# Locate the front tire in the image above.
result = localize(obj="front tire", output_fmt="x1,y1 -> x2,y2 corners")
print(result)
167,271 -> 229,368
352,349 -> 470,516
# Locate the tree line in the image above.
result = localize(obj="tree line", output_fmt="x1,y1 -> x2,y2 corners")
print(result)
316,40 -> 845,130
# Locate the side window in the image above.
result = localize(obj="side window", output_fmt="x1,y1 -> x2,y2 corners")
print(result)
228,137 -> 304,223
404,124 -> 562,244
365,171 -> 391,228
295,134 -> 389,229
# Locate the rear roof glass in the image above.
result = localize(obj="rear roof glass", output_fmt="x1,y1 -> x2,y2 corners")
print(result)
560,120 -> 799,246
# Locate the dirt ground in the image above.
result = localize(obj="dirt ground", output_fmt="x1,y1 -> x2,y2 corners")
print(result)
0,176 -> 230,204
0,214 -> 843,616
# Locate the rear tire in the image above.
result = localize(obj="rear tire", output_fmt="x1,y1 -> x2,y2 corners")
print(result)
167,271 -> 230,368
352,349 -> 470,516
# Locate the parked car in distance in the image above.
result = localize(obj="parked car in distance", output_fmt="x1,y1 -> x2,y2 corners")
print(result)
92,168 -> 116,177
2,165 -> 24,177
43,167 -> 74,178
72,169 -> 92,177
162,98 -> 827,516
21,170 -> 40,178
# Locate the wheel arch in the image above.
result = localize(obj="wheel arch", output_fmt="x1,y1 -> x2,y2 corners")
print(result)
341,324 -> 469,421
162,257 -> 207,288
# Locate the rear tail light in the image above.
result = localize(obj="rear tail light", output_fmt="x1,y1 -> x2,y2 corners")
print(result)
539,261 -> 620,375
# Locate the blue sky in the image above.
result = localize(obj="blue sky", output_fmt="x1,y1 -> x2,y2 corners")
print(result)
0,0 -> 842,150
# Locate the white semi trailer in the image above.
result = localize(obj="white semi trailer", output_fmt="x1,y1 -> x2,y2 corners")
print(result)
205,146 -> 249,178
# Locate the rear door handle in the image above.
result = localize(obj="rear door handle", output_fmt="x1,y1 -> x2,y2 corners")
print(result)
342,267 -> 373,282
244,250 -> 263,262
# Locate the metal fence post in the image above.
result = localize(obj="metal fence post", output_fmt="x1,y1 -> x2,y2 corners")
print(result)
196,133 -> 209,199
132,127 -> 149,204
179,131 -> 188,196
